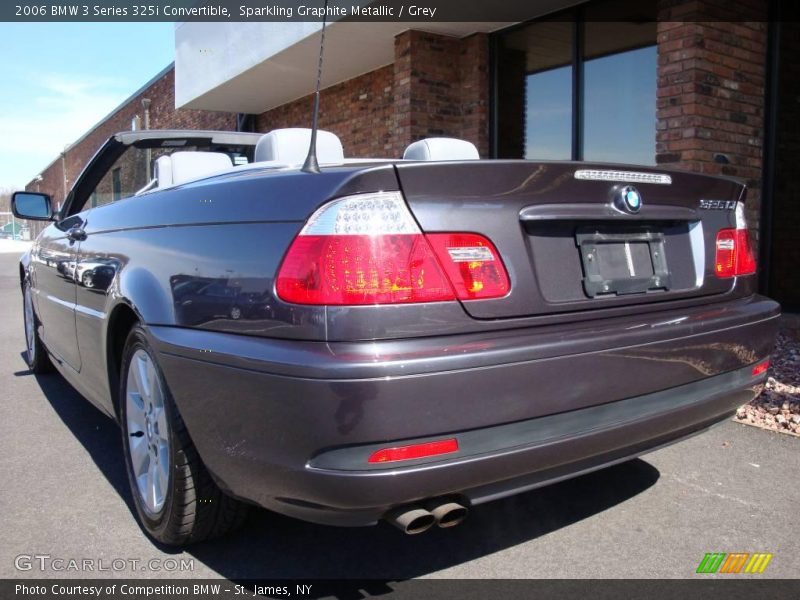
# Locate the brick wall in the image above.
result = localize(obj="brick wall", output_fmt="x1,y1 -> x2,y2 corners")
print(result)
255,65 -> 396,157
655,12 -> 768,239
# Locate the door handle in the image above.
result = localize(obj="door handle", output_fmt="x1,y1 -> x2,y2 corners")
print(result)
67,226 -> 87,242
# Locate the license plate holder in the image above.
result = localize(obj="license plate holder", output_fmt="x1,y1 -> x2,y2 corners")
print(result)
576,228 -> 670,297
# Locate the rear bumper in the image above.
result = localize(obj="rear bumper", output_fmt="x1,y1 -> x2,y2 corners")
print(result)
151,295 -> 779,526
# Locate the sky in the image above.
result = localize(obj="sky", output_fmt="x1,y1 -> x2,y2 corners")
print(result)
0,22 -> 175,190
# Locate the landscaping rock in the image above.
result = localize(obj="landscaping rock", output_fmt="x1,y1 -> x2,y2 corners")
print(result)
734,330 -> 800,438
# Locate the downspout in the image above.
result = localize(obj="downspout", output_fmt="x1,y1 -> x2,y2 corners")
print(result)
142,98 -> 152,180
60,150 -> 68,207
236,113 -> 256,132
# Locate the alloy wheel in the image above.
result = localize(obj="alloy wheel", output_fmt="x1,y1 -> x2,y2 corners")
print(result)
125,349 -> 171,516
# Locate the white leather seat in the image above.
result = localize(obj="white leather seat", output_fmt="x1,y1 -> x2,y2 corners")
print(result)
255,128 -> 344,164
403,138 -> 480,161
155,151 -> 233,188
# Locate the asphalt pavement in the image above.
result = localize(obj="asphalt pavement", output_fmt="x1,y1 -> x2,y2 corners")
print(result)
0,250 -> 797,580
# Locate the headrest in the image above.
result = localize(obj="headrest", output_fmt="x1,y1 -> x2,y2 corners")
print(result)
255,128 -> 344,164
403,137 -> 480,161
154,155 -> 173,188
156,151 -> 233,188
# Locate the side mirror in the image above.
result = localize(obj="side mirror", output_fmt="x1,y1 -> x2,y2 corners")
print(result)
11,191 -> 54,221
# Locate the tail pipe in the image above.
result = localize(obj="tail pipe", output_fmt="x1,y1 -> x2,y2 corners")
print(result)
424,499 -> 469,528
384,506 -> 436,535
384,499 -> 469,534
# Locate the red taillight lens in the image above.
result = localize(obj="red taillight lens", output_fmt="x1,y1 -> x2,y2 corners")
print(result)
276,233 -> 455,305
714,202 -> 756,279
715,229 -> 756,278
734,229 -> 756,275
426,233 -> 510,300
752,359 -> 769,376
368,438 -> 459,463
276,192 -> 510,306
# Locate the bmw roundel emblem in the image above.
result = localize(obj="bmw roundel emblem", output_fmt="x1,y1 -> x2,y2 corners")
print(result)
615,185 -> 642,213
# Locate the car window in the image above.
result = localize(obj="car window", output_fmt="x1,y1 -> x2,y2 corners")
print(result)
88,146 -> 151,208
204,282 -> 236,297
84,145 -> 252,209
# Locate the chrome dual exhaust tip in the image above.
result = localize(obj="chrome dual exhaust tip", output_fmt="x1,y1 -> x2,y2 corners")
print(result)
385,499 -> 469,534
385,506 -> 437,535
424,500 -> 469,528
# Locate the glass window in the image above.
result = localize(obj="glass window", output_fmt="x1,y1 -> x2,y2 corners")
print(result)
493,1 -> 657,164
496,19 -> 573,159
582,21 -> 657,164
92,150 -> 149,208
525,67 -> 572,159
84,146 -> 253,210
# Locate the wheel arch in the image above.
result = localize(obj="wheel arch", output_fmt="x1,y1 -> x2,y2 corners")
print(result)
105,301 -> 141,422
19,249 -> 32,288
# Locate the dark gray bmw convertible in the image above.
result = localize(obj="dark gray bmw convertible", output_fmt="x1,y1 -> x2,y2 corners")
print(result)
13,128 -> 780,545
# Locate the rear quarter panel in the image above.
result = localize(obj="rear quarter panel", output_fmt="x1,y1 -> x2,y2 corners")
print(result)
71,165 -> 398,410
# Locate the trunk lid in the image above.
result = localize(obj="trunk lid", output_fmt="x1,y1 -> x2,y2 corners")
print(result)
396,161 -> 746,319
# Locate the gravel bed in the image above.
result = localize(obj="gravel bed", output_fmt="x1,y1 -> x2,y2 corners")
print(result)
735,330 -> 800,437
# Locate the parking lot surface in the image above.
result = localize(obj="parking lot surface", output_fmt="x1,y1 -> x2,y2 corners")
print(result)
0,251 -> 798,580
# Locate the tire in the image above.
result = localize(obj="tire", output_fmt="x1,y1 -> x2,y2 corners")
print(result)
119,325 -> 248,546
22,279 -> 52,373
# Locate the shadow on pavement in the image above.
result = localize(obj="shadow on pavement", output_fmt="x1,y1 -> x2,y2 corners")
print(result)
26,370 -> 133,512
27,368 -> 661,583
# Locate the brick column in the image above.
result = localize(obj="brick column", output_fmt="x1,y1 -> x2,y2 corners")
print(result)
655,15 -> 768,236
394,30 -> 490,157
458,33 -> 491,157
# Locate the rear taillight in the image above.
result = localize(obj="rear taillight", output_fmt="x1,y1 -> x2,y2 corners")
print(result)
276,192 -> 510,305
426,233 -> 510,300
714,202 -> 756,278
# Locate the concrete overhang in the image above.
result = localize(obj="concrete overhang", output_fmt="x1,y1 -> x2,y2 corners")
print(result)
175,0 -> 582,114
175,21 -> 511,113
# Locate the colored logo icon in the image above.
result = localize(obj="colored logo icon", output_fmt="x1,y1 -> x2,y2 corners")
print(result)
613,185 -> 643,214
696,552 -> 773,574
624,188 -> 641,211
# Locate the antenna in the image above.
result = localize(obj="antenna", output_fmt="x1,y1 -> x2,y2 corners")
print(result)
301,0 -> 329,174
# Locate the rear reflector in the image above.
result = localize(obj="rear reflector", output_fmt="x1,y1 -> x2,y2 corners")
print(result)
368,438 -> 459,464
276,192 -> 510,305
752,360 -> 769,376
715,202 -> 756,279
